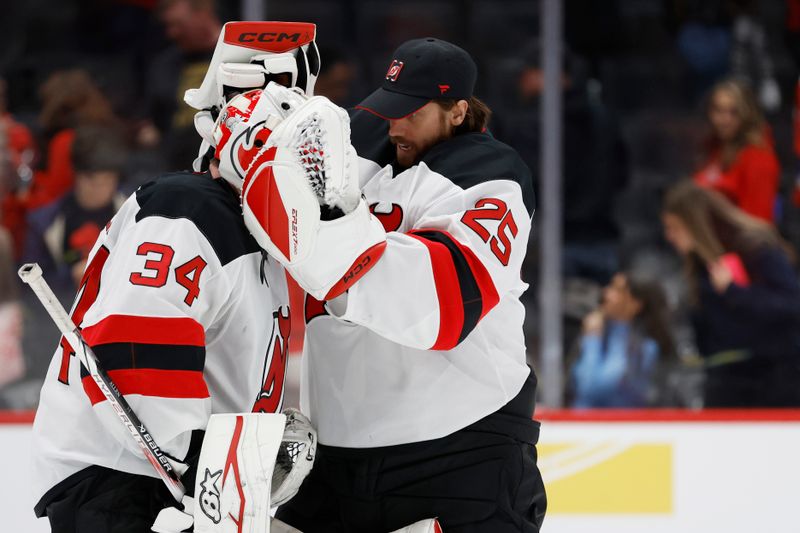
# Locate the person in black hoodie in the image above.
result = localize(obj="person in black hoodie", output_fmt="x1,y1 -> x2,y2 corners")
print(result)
496,43 -> 629,285
662,181 -> 800,407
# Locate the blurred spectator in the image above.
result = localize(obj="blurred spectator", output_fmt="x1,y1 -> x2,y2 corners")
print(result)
569,272 -> 675,408
662,181 -> 800,407
0,77 -> 35,257
729,0 -> 781,113
314,45 -> 358,107
0,77 -> 34,188
693,78 -> 780,223
498,43 -> 629,284
33,69 -> 121,208
2,70 -> 120,260
22,126 -> 127,295
0,227 -> 24,389
141,0 -> 221,169
668,0 -> 734,100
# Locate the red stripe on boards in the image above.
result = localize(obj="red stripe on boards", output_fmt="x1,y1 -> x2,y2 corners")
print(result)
82,369 -> 209,405
81,315 -> 205,346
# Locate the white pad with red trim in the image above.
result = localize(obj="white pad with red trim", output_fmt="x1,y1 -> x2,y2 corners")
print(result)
241,96 -> 386,300
193,413 -> 286,533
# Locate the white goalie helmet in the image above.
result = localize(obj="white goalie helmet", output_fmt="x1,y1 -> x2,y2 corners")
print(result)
271,408 -> 317,507
187,21 -> 321,173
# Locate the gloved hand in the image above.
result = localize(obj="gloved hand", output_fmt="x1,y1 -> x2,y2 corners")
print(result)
241,95 -> 386,300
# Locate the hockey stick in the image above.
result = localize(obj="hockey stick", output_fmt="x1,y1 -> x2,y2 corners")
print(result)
18,263 -> 186,502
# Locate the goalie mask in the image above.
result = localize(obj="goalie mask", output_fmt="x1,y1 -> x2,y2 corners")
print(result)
210,83 -> 307,191
187,21 -> 320,173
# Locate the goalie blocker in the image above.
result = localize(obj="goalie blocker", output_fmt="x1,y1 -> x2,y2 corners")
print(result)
230,89 -> 387,300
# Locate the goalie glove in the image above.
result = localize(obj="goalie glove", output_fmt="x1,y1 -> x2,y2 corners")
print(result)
241,95 -> 387,300
271,408 -> 317,507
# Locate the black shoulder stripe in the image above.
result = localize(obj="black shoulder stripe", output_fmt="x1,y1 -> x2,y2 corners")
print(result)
414,229 -> 483,344
85,343 -> 205,373
348,108 -> 396,167
135,172 -> 261,265
421,133 -> 536,216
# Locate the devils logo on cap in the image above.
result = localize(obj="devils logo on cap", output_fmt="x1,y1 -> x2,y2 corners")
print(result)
385,60 -> 404,82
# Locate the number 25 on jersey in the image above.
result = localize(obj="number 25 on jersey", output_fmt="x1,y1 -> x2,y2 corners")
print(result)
461,198 -> 518,266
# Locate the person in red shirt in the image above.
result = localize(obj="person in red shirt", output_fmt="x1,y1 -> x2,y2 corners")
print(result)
2,70 -> 122,259
0,77 -> 36,259
693,78 -> 780,223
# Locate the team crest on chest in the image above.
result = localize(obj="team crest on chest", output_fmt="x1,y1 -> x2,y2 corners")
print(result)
369,202 -> 404,232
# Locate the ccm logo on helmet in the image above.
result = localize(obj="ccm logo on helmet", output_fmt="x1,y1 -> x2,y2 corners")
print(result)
238,32 -> 301,44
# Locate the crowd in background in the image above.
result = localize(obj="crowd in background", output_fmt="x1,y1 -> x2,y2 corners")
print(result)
1,0 -> 800,410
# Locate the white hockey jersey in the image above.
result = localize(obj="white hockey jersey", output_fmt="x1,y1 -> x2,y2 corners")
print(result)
32,172 -> 291,514
301,110 -> 536,448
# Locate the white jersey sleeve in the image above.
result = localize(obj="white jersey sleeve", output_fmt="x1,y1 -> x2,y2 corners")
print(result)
328,133 -> 533,351
298,111 -> 535,447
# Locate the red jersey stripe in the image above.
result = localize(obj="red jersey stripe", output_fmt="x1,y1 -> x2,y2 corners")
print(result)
457,243 -> 500,320
82,369 -> 209,405
410,229 -> 500,350
408,233 -> 464,350
81,315 -> 205,347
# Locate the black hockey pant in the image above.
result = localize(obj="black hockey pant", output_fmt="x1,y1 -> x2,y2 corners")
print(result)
39,466 -> 174,533
277,419 -> 547,533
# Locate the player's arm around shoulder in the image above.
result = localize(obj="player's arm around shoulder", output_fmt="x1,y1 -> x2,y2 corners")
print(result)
326,147 -> 534,351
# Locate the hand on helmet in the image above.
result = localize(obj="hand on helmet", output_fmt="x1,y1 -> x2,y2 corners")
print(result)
211,83 -> 308,191
240,94 -> 387,300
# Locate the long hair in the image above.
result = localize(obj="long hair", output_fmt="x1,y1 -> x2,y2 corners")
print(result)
703,78 -> 768,170
437,96 -> 492,135
625,272 -> 675,360
663,181 -> 788,297
38,70 -> 117,136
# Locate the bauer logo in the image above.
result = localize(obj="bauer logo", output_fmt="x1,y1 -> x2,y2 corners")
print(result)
198,468 -> 223,524
386,60 -> 404,82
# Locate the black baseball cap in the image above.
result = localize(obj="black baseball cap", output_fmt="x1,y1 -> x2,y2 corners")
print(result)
356,38 -> 477,120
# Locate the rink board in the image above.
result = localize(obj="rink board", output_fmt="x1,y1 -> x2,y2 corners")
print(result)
2,410 -> 799,533
537,409 -> 800,533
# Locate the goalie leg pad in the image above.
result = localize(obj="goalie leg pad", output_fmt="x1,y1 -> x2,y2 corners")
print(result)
193,413 -> 286,533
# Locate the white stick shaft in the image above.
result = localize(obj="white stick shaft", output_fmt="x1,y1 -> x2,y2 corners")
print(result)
18,263 -> 186,502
